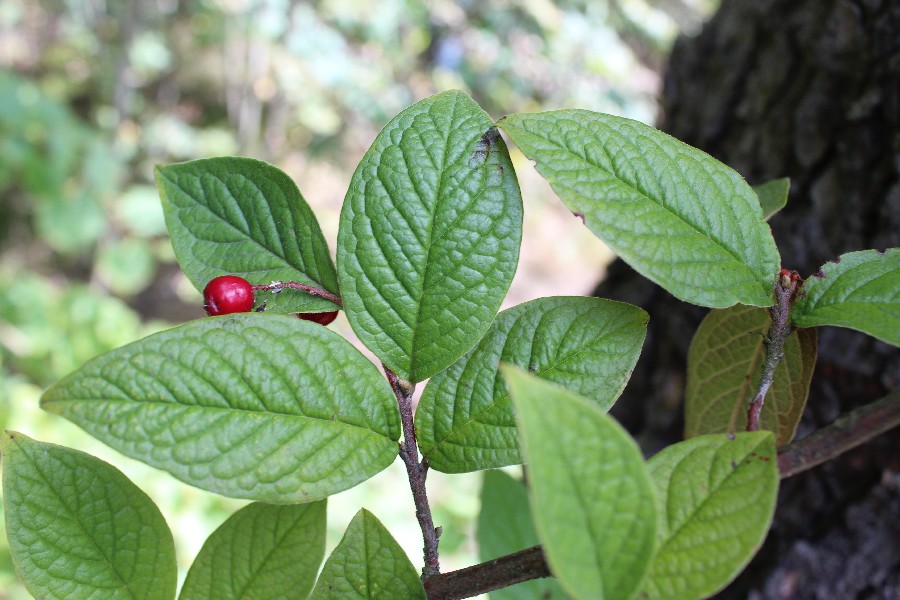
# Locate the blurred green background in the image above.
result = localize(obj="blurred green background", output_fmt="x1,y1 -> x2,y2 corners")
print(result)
0,0 -> 716,597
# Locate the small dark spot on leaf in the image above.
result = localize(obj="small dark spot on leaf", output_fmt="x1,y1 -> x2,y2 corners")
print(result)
876,248 -> 886,255
331,413 -> 337,420
572,211 -> 585,224
470,127 -> 500,165
495,164 -> 504,173
812,269 -> 826,279
731,461 -> 738,470
528,363 -> 537,372
727,432 -> 736,441
829,256 -> 841,264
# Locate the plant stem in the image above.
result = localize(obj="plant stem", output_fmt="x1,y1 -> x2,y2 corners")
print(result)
747,272 -> 798,431
423,545 -> 550,600
777,390 -> 900,477
423,391 -> 900,599
384,365 -> 441,579
251,281 -> 343,306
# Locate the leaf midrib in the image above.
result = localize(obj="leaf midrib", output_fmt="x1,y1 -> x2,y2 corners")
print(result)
43,397 -> 396,440
505,115 -> 765,280
160,168 -> 332,291
19,440 -> 141,600
654,440 -> 770,564
425,317 -> 637,459
408,94 -> 460,380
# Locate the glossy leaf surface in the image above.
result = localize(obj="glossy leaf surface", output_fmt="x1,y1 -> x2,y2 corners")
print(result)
793,249 -> 899,346
499,111 -> 780,308
1,431 -> 176,600
180,501 -> 326,600
417,296 -> 647,472
42,314 -> 401,503
504,366 -> 657,600
684,305 -> 817,446
337,90 -> 523,382
309,509 -> 426,600
157,157 -> 339,313
641,432 -> 778,599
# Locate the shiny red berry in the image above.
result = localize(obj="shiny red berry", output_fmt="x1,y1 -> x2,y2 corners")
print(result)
297,311 -> 338,326
203,275 -> 255,316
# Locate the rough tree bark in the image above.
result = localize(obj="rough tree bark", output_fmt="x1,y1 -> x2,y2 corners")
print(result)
597,1 -> 900,597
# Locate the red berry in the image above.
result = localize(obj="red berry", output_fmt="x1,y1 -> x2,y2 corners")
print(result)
203,275 -> 255,316
297,311 -> 338,326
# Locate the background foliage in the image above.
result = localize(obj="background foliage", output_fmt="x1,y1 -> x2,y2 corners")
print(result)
0,0 -> 717,596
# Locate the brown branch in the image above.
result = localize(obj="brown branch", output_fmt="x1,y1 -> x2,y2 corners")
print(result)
251,281 -> 342,307
777,390 -> 900,478
747,271 -> 798,431
424,546 -> 550,600
384,366 -> 441,579
424,390 -> 900,599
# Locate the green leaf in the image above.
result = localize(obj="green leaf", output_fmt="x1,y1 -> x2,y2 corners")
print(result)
684,305 -> 817,446
498,111 -> 780,308
752,177 -> 789,220
640,432 -> 779,599
41,314 -> 401,503
337,90 -> 523,382
1,431 -> 176,600
309,509 -> 426,600
179,500 -> 326,600
478,470 -> 568,600
503,366 -> 657,600
792,248 -> 900,346
417,297 -> 647,473
156,157 -> 339,314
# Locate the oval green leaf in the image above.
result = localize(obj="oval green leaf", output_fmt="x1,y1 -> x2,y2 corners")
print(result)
478,470 -> 568,600
417,297 -> 647,473
792,248 -> 899,346
41,314 -> 401,503
503,366 -> 657,600
684,305 -> 817,446
309,509 -> 426,600
180,500 -> 326,600
337,90 -> 523,382
156,157 -> 339,314
498,111 -> 780,308
1,431 -> 176,600
640,432 -> 779,599
752,177 -> 789,221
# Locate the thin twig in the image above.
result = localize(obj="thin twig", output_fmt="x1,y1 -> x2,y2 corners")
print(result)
251,281 -> 343,307
424,546 -> 550,600
777,390 -> 900,478
747,271 -> 799,431
384,365 -> 441,579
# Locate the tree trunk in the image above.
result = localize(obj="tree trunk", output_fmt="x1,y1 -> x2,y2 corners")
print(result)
597,0 -> 900,597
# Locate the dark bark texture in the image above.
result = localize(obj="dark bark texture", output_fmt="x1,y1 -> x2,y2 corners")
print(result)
597,0 -> 900,598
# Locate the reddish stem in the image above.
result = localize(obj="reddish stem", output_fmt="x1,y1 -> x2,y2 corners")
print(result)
251,281 -> 342,307
384,365 -> 441,579
747,271 -> 798,431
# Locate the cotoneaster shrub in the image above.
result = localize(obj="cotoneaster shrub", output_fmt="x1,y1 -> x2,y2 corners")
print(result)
2,90 -> 898,600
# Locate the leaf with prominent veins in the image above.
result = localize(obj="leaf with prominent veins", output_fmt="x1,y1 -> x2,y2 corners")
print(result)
499,111 -> 781,308
337,90 -> 523,382
156,157 -> 339,314
793,248 -> 899,346
417,296 -> 647,472
41,314 -> 401,503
